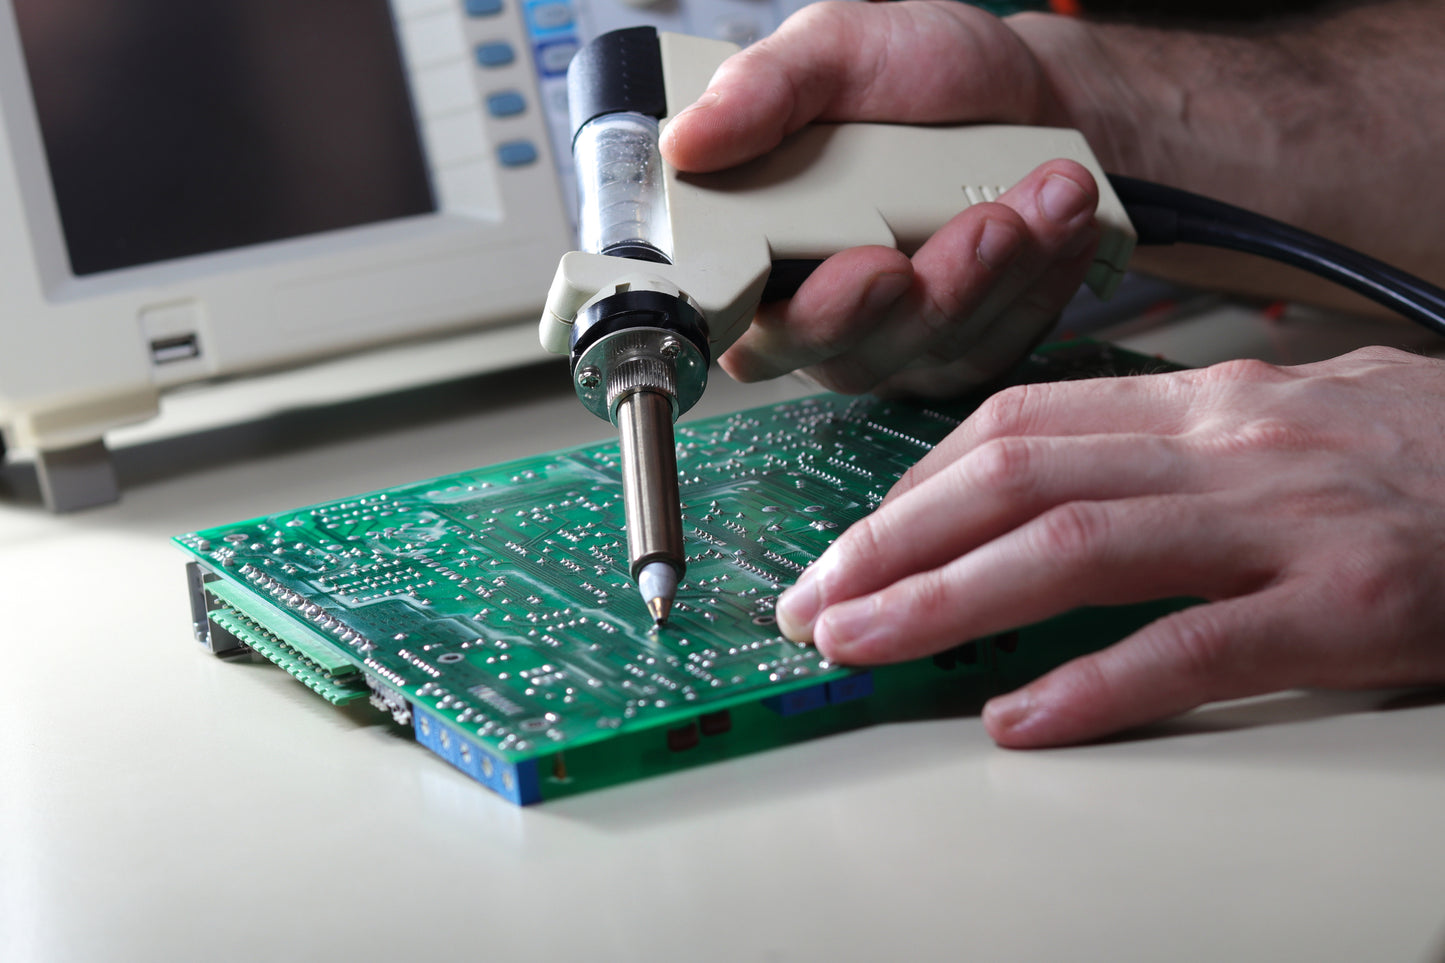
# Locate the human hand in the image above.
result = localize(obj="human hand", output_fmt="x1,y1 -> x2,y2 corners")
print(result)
659,1 -> 1102,396
774,347 -> 1445,746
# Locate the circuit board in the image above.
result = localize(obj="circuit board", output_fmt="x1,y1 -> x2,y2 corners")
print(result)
176,341 -> 1182,805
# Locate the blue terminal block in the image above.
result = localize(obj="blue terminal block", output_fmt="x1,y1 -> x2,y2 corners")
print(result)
413,706 -> 540,805
762,672 -> 874,717
761,682 -> 828,717
825,672 -> 874,705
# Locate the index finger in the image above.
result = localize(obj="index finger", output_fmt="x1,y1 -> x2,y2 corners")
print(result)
659,1 -> 1050,172
887,367 -> 1213,505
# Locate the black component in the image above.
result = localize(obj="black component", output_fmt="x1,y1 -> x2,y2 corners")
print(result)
206,616 -> 249,659
567,27 -> 668,144
569,289 -> 710,373
699,710 -> 732,736
1110,173 -> 1445,337
932,641 -> 980,672
185,561 -> 248,657
184,561 -> 214,647
601,241 -> 671,264
762,259 -> 824,303
666,722 -> 700,752
149,333 -> 201,364
992,631 -> 1019,654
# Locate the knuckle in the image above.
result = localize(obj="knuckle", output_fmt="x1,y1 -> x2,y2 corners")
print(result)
770,2 -> 834,40
967,436 -> 1038,499
1052,650 -> 1117,708
1033,501 -> 1110,563
1196,357 -> 1285,388
1207,416 -> 1316,455
807,0 -> 852,20
968,382 -> 1042,442
891,463 -> 924,499
833,516 -> 889,580
900,568 -> 952,624
1345,344 -> 1412,365
1148,608 -> 1234,689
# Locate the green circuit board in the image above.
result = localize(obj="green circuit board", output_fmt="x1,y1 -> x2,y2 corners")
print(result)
177,342 -> 1182,804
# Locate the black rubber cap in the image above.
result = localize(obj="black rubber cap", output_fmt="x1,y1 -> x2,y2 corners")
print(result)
569,289 -> 710,372
567,27 -> 668,144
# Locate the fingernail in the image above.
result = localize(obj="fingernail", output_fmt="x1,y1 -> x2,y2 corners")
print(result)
983,689 -> 1035,734
776,570 -> 822,643
815,596 -> 886,656
862,272 -> 911,315
1039,173 -> 1091,224
976,218 -> 1023,270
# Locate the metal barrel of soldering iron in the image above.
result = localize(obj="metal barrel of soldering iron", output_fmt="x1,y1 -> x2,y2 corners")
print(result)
566,28 -> 710,622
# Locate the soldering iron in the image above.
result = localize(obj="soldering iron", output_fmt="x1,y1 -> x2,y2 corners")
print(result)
541,27 -> 1445,627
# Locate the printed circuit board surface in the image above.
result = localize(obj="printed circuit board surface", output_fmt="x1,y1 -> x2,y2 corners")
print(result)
177,342 -> 1179,804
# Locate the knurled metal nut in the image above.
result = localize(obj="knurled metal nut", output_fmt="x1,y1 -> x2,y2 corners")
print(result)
606,357 -> 676,408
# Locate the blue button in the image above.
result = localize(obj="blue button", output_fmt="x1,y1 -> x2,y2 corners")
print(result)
464,0 -> 503,16
535,40 -> 577,76
486,91 -> 526,117
528,1 -> 573,31
474,41 -> 515,68
498,140 -> 538,167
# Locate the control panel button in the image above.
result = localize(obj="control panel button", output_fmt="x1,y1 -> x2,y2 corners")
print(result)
527,1 -> 574,31
474,41 -> 516,67
497,140 -> 539,167
534,39 -> 578,76
486,91 -> 527,117
464,0 -> 504,16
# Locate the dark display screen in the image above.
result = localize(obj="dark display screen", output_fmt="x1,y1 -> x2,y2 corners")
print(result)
14,0 -> 436,277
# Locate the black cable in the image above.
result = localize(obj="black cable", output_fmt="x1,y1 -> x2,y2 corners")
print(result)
1107,173 -> 1445,338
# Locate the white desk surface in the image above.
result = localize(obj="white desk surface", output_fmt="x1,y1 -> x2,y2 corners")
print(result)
4,312 -> 1444,963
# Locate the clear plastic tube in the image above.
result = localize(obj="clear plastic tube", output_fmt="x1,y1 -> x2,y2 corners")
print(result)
573,112 -> 673,262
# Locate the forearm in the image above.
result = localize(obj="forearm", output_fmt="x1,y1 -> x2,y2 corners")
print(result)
1011,1 -> 1445,306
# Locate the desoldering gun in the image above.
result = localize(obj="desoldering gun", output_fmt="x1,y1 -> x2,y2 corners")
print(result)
539,27 -> 1138,626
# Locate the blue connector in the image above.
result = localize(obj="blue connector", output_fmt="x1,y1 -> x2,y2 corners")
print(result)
825,672 -> 874,705
413,706 -> 540,805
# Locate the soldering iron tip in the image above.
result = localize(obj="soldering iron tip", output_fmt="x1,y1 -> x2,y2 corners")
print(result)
638,560 -> 679,627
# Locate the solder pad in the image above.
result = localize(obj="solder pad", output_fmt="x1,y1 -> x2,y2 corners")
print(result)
176,342 -> 1183,804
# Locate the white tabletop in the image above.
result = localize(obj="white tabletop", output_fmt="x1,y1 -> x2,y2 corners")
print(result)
4,311 -> 1444,963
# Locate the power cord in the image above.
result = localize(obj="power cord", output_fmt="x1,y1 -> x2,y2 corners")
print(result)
1108,173 -> 1445,337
